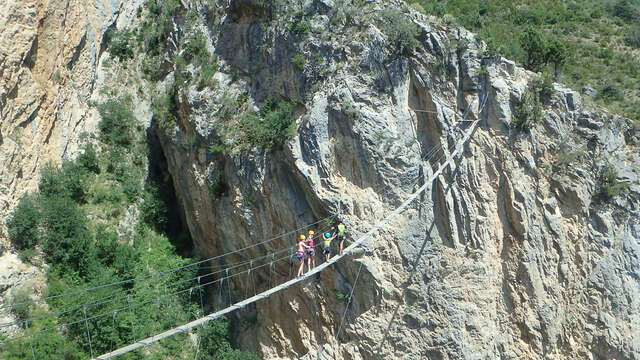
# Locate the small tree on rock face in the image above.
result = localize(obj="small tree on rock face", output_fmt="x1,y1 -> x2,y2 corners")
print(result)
598,164 -> 628,200
7,194 -> 41,251
546,36 -> 567,80
511,85 -> 542,131
377,9 -> 420,55
520,26 -> 548,72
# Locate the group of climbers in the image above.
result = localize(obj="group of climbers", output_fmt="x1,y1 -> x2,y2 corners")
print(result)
295,218 -> 347,277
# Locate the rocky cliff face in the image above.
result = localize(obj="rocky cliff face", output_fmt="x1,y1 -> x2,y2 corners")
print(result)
0,0 -> 119,246
154,1 -> 640,359
1,0 -> 639,359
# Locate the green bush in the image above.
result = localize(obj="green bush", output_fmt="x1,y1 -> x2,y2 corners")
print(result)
342,101 -> 360,119
10,287 -> 33,323
94,227 -> 138,279
209,171 -> 228,197
195,318 -> 260,360
612,0 -> 638,23
530,72 -> 554,100
241,98 -> 296,149
40,197 -> 93,275
98,97 -> 136,148
18,248 -> 39,264
107,29 -> 134,61
598,164 -> 628,200
122,174 -> 141,202
554,137 -> 584,168
141,181 -> 169,231
184,31 -> 209,64
546,36 -> 568,78
511,87 -> 541,131
198,59 -> 219,90
288,15 -> 311,35
78,143 -> 101,174
520,26 -> 548,72
598,84 -> 623,104
151,89 -> 178,133
39,162 -> 89,203
7,194 -> 41,250
625,25 -> 640,48
377,9 -> 420,55
291,53 -> 305,70
138,0 -> 183,57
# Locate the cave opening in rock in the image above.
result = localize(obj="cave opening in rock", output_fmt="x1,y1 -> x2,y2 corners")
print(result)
146,128 -> 194,257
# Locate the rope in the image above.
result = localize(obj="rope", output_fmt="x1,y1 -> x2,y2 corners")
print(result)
14,96 -> 486,356
1,221 -> 337,331
83,306 -> 94,359
334,260 -> 364,353
1,213 -> 338,311
93,120 -> 480,359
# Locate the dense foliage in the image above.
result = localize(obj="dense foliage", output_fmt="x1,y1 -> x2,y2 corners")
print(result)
241,98 -> 297,149
411,0 -> 640,124
377,8 -> 421,55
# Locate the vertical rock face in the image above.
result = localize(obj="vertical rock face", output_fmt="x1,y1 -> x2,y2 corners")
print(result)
0,0 -> 638,358
156,1 -> 640,359
0,0 -> 127,249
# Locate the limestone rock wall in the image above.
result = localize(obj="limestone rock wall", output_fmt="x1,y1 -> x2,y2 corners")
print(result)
0,0 -> 638,358
0,0 -> 119,248
156,1 -> 640,359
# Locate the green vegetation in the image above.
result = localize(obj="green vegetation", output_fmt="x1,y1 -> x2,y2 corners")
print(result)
410,0 -> 640,124
377,8 -> 420,55
7,194 -> 41,255
240,97 -> 297,149
151,87 -> 179,133
3,95 -> 257,359
107,29 -> 135,61
511,85 -> 542,131
342,101 -> 360,119
98,97 -> 137,148
288,14 -> 311,35
209,170 -> 228,197
597,164 -> 628,200
291,53 -> 306,70
197,319 -> 261,360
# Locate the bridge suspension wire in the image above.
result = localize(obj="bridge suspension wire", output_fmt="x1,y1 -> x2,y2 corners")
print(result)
1,250 -> 297,347
0,231 -> 337,347
0,235 -> 313,330
0,213 -> 338,312
0,219 -> 337,350
93,119 -> 480,359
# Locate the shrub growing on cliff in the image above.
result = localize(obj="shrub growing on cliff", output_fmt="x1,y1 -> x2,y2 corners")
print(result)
78,143 -> 101,174
98,97 -> 136,148
291,53 -> 306,70
520,26 -> 548,72
151,87 -> 179,133
107,29 -> 134,61
7,194 -> 41,252
377,9 -> 420,55
39,162 -> 89,203
40,197 -> 93,275
197,318 -> 261,360
554,137 -> 585,169
511,87 -> 541,131
241,98 -> 296,149
597,164 -> 628,200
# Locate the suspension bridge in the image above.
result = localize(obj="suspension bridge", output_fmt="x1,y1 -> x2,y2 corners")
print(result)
0,107 -> 482,359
